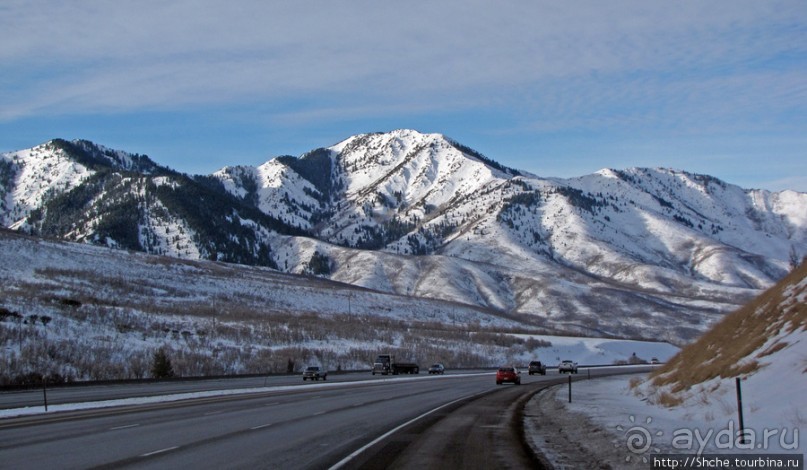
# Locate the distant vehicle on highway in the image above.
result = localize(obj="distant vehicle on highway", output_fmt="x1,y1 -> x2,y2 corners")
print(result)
428,363 -> 445,374
302,366 -> 327,381
558,360 -> 578,374
372,354 -> 420,375
496,366 -> 521,385
650,357 -> 660,364
528,360 -> 546,375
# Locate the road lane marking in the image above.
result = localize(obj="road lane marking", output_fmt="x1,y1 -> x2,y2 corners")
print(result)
328,390 -> 489,470
141,446 -> 179,457
251,423 -> 273,430
110,423 -> 140,430
203,410 -> 222,416
313,411 -> 326,416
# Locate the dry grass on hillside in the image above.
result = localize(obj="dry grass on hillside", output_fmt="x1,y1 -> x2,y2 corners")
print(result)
649,260 -> 807,395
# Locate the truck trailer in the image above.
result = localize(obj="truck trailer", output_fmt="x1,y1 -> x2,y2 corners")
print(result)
372,354 -> 419,375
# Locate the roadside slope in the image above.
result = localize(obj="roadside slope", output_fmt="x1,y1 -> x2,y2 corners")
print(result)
641,259 -> 806,429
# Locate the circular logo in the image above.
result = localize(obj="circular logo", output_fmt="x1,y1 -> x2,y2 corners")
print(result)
625,424 -> 653,453
615,415 -> 663,463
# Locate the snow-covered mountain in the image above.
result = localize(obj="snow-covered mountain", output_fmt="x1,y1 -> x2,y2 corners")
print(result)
2,130 -> 806,343
0,138 -> 304,265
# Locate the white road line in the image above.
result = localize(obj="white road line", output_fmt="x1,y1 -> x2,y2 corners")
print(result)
251,423 -> 273,430
313,410 -> 326,416
109,423 -> 140,430
328,391 -> 488,470
141,446 -> 179,457
203,410 -> 222,416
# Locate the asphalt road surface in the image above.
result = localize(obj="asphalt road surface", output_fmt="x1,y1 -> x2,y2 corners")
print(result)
0,366 -> 653,469
0,372 -> 383,409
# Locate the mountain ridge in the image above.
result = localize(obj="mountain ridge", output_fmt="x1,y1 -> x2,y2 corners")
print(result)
2,130 -> 805,343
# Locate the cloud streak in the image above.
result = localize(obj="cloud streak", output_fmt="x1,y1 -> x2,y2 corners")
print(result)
1,0 -> 805,190
3,1 -> 804,118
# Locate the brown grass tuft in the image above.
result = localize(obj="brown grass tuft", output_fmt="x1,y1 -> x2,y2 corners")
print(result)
757,340 -> 789,358
656,391 -> 684,407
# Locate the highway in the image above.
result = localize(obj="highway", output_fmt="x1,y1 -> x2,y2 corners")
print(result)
0,366 -> 653,469
0,372 -> 383,409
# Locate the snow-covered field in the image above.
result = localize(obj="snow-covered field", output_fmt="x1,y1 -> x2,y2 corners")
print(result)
513,334 -> 679,366
0,230 -> 679,383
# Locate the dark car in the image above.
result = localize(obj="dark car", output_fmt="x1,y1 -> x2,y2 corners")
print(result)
495,366 -> 521,385
302,366 -> 327,381
528,360 -> 546,375
428,363 -> 445,374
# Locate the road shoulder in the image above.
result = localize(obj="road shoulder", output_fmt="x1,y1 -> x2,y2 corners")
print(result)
523,382 -> 642,470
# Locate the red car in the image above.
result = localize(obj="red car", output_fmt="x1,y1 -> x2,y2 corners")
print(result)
496,366 -> 521,385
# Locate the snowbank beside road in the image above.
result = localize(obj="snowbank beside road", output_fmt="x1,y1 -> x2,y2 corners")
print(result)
526,375 -> 805,469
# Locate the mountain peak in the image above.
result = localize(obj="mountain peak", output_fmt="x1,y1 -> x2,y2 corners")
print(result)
330,129 -> 521,178
47,138 -> 164,174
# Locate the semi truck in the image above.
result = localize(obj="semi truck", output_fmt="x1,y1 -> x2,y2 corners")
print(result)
372,354 -> 419,375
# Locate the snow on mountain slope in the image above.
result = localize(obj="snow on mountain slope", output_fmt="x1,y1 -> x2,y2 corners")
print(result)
224,131 -> 803,293
2,131 -> 806,344
0,139 -> 164,231
1,141 -> 95,227
213,160 -> 323,230
548,168 -> 802,289
331,129 -> 514,213
0,140 -> 304,267
219,131 -> 803,342
213,130 -> 521,250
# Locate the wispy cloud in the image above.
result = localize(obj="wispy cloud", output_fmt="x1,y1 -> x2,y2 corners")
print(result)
1,0 -> 805,190
3,1 -> 804,122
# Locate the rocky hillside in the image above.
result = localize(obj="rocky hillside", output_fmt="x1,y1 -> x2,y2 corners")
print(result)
2,130 -> 806,343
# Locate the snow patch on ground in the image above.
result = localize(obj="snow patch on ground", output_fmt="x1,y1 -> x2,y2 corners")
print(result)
526,374 -> 805,469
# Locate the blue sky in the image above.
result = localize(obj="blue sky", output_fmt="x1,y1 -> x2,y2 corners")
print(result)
2,1 -> 806,191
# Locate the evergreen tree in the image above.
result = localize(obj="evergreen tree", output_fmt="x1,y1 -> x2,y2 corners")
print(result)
151,348 -> 175,379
